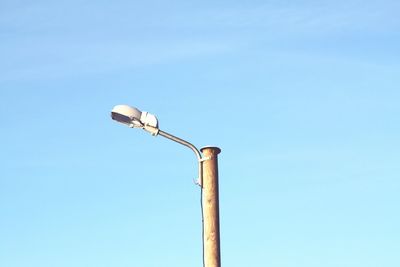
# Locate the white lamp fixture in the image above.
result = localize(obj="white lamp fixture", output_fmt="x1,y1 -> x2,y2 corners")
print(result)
111,104 -> 159,136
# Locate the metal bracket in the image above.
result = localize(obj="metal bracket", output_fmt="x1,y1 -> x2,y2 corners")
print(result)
199,156 -> 212,162
193,157 -> 212,187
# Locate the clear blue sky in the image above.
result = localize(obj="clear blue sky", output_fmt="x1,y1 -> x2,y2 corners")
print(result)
1,1 -> 399,266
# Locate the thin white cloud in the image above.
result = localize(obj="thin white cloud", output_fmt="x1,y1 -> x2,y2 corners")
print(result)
198,1 -> 400,34
0,40 -> 232,82
1,0 -> 399,82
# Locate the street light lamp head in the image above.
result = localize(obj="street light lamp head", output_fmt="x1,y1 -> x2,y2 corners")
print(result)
111,104 -> 159,136
111,105 -> 143,127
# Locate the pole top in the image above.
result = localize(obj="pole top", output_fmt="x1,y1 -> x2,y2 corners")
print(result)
200,146 -> 221,155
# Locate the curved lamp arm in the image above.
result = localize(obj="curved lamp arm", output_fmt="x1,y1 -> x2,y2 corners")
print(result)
158,130 -> 203,187
110,104 -> 204,186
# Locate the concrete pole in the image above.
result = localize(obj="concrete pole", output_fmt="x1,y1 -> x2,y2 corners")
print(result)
200,146 -> 222,267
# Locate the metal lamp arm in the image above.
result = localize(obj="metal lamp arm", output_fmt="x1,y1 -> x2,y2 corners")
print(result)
158,129 -> 203,186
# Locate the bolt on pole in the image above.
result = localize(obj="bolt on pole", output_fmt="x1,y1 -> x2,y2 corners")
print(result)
201,146 -> 222,267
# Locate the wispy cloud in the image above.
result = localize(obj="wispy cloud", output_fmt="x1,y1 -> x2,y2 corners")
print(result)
0,39 -> 231,82
0,1 -> 236,81
198,1 -> 400,34
1,0 -> 399,82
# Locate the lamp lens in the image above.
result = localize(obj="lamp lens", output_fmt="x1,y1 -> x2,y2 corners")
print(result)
111,112 -> 132,124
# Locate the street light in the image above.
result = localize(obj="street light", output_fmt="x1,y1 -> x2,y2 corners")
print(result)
111,104 -> 222,267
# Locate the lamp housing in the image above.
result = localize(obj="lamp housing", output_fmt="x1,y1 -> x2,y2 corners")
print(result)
111,105 -> 159,135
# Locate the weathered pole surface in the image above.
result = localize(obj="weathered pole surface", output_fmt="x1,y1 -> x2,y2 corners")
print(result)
200,146 -> 221,267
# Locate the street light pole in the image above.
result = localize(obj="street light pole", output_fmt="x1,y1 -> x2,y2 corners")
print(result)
201,146 -> 222,267
158,131 -> 222,267
111,105 -> 222,267
159,130 -> 223,267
